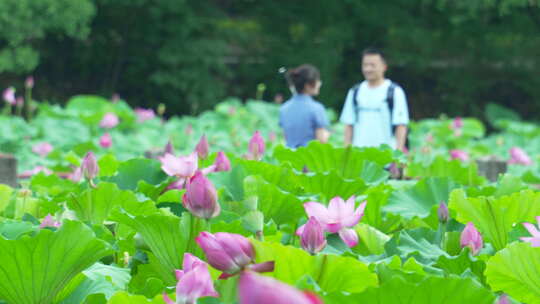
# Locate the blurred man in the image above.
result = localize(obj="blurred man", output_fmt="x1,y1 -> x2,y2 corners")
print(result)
339,48 -> 409,151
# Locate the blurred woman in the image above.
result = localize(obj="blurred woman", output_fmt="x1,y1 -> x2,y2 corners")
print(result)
279,64 -> 330,148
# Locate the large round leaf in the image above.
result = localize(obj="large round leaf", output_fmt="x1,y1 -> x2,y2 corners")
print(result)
486,242 -> 540,304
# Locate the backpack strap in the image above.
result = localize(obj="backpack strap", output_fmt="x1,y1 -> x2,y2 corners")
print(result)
386,82 -> 397,130
351,83 -> 361,123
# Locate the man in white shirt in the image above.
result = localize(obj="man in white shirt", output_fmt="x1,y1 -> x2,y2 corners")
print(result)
339,48 -> 409,152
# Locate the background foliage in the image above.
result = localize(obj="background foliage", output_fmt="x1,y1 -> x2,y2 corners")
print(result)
1,0 -> 539,119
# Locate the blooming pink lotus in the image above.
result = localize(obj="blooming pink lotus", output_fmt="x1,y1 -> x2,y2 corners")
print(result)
134,108 -> 155,123
300,217 -> 327,255
508,147 -> 532,166
520,216 -> 540,247
297,196 -> 367,248
163,253 -> 218,304
195,135 -> 209,160
239,271 -> 322,304
183,171 -> 220,219
39,214 -> 61,229
32,142 -> 53,157
159,153 -> 198,179
460,222 -> 483,255
196,231 -> 254,275
3,87 -> 15,105
99,133 -> 112,148
99,112 -> 119,129
247,131 -> 265,160
450,149 -> 469,162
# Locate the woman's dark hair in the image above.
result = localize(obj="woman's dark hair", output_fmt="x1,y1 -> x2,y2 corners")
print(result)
285,64 -> 320,93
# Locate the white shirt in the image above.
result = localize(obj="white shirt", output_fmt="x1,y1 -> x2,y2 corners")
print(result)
339,79 -> 409,148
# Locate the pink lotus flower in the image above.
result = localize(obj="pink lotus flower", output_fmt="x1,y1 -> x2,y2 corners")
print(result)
3,87 -> 16,105
239,271 -> 322,304
81,151 -> 99,181
520,216 -> 540,247
99,133 -> 112,148
196,231 -> 254,274
39,214 -> 61,229
70,166 -> 83,182
195,135 -> 209,160
99,112 -> 119,129
32,142 -> 53,157
183,171 -> 220,219
297,196 -> 367,248
452,117 -> 463,129
300,217 -> 326,255
460,222 -> 483,255
163,253 -> 218,304
159,153 -> 198,178
509,147 -> 532,166
25,76 -> 34,89
247,131 -> 265,160
450,149 -> 469,162
134,108 -> 155,123
16,97 -> 24,107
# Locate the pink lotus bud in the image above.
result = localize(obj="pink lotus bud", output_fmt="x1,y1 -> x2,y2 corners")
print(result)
99,133 -> 112,148
32,142 -> 53,157
134,108 -> 155,123
164,140 -> 174,155
300,217 -> 327,255
25,76 -> 34,89
159,153 -> 198,178
452,117 -> 463,129
248,131 -> 265,160
239,271 -> 322,304
214,151 -> 231,172
183,171 -> 220,219
81,151 -> 99,180
509,147 -> 532,166
3,87 -> 16,105
99,112 -> 119,129
450,149 -> 469,162
195,135 -> 210,160
163,253 -> 218,304
497,294 -> 510,304
460,222 -> 483,255
39,214 -> 61,229
16,97 -> 24,107
438,201 -> 449,223
196,231 -> 254,274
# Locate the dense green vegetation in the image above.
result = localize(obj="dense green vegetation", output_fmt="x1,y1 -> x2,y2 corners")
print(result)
1,0 -> 539,118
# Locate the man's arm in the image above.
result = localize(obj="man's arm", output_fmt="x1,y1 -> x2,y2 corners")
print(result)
315,128 -> 330,143
394,124 -> 408,152
344,125 -> 354,146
